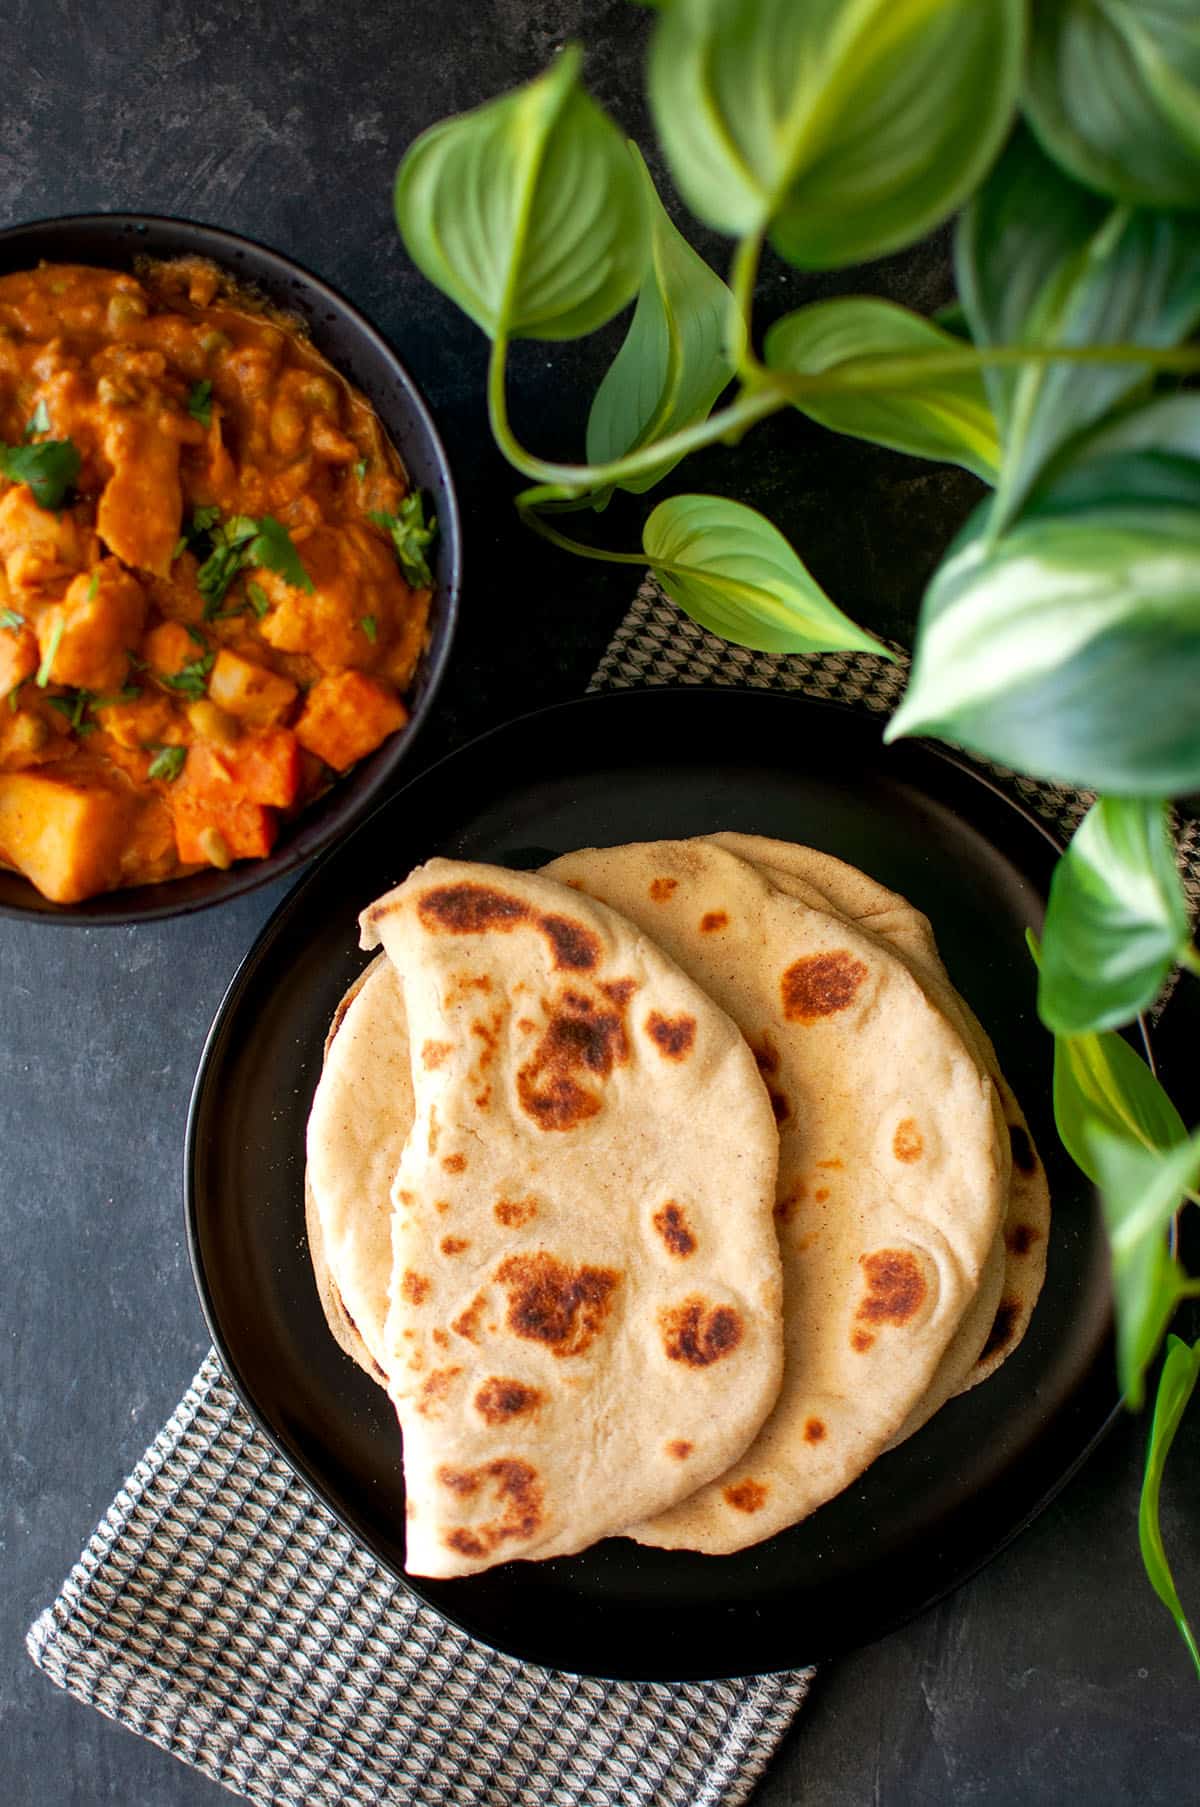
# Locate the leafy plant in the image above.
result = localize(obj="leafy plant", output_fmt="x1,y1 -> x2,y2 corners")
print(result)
392,0 -> 1200,1665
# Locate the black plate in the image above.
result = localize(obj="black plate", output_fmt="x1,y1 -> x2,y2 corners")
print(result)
187,687 -> 1122,1681
0,212 -> 460,923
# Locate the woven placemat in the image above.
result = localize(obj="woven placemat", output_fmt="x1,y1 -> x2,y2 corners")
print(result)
27,578 -> 1199,1806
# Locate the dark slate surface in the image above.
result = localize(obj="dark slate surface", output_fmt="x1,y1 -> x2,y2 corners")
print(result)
1,3 -> 1198,1803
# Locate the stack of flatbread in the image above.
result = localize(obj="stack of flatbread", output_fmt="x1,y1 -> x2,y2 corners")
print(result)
305,837 -> 1050,1578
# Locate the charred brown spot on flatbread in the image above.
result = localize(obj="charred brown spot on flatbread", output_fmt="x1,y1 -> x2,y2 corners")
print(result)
857,1250 -> 927,1326
751,1032 -> 791,1123
416,1366 -> 462,1416
452,1294 -> 486,1342
400,1270 -> 431,1306
432,1328 -> 449,1349
814,1187 -> 830,1202
652,1201 -> 697,1257
700,911 -> 729,933
420,883 -> 530,934
539,913 -> 601,972
496,1252 -> 620,1357
1009,1123 -> 1038,1174
474,1377 -> 544,1424
723,1478 -> 767,1513
1006,1222 -> 1041,1257
494,1196 -> 538,1229
851,1329 -> 874,1352
980,1297 -> 1020,1362
422,1040 -> 452,1070
893,1118 -> 924,1163
517,989 -> 630,1132
667,1439 -> 693,1460
646,1011 -> 697,1060
660,1296 -> 743,1367
442,1153 -> 467,1174
438,1458 -> 544,1558
649,877 -> 677,902
817,1158 -> 843,1170
804,1418 -> 826,1443
601,977 -> 638,1009
471,1012 -> 501,1070
441,1236 -> 470,1256
781,951 -> 869,1022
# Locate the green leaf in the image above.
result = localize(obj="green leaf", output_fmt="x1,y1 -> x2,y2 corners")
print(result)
246,581 -> 270,619
394,44 -> 648,341
648,0 -> 1025,269
956,127 -> 1200,531
1039,799 -> 1191,1035
642,494 -> 894,658
1080,1120 -> 1200,1403
249,516 -> 313,593
886,436 -> 1200,793
1139,1335 -> 1200,1678
360,615 -> 378,644
763,297 -> 1000,481
0,437 -> 81,510
1053,1026 -> 1186,1184
1025,0 -> 1200,209
35,617 -> 64,687
0,608 -> 25,632
25,399 -> 50,437
370,494 -> 437,588
187,379 -> 213,427
585,144 -> 736,501
147,745 -> 187,782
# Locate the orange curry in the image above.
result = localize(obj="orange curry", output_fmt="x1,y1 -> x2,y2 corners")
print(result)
0,259 -> 434,903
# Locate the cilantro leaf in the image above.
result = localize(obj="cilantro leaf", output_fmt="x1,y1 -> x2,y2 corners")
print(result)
193,504 -> 221,533
46,688 -> 94,733
187,380 -> 213,427
249,515 -> 313,593
370,493 -> 437,588
25,400 -> 51,437
246,581 -> 270,619
354,459 -> 368,482
147,744 -> 187,782
0,608 -> 25,632
86,571 -> 99,603
160,646 -> 215,702
0,438 -> 81,510
360,614 -> 377,643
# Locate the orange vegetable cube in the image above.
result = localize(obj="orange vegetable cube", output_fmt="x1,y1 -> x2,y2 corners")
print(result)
172,792 -> 277,866
0,769 -> 133,903
186,728 -> 300,809
42,564 -> 146,692
294,670 -> 407,771
0,622 -> 38,696
143,618 -> 199,680
208,648 -> 298,727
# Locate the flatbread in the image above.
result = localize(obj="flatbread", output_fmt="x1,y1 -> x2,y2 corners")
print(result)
360,859 -> 785,1577
305,954 -> 412,1381
544,839 -> 1009,1554
708,833 -> 1050,1423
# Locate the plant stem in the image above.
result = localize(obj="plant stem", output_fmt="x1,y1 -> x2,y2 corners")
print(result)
489,334 -> 788,490
729,231 -> 765,379
516,492 -> 649,566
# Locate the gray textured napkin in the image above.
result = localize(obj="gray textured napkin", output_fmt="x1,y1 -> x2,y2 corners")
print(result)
28,578 -> 1199,1807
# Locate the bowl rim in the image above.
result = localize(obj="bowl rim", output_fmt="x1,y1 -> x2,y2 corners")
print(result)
0,208 -> 461,925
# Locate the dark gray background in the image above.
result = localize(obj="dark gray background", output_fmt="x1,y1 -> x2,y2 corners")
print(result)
2,2 -> 1198,1802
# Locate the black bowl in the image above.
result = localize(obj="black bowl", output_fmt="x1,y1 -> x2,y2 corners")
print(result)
0,212 -> 461,923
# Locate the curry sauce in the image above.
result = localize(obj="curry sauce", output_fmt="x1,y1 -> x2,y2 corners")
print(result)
0,258 -> 434,902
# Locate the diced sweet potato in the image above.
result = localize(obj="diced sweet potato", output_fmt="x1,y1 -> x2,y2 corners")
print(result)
294,670 -> 408,771
172,792 -> 277,866
143,618 -> 198,679
96,692 -> 174,750
208,647 -> 298,727
41,563 -> 146,691
185,728 -> 300,809
0,769 -> 133,902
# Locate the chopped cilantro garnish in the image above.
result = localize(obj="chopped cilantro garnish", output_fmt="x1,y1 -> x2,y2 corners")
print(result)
193,504 -> 221,533
195,510 -> 311,615
370,493 -> 436,589
160,648 -> 215,702
35,617 -> 64,687
246,581 -> 270,619
46,689 -> 93,732
147,744 -> 187,782
185,622 -> 208,648
85,571 -> 99,603
187,380 -> 213,427
354,459 -> 368,482
360,614 -> 377,643
171,535 -> 188,562
0,438 -> 81,510
25,400 -> 51,437
0,608 -> 25,632
90,686 -> 141,709
7,683 -> 20,712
